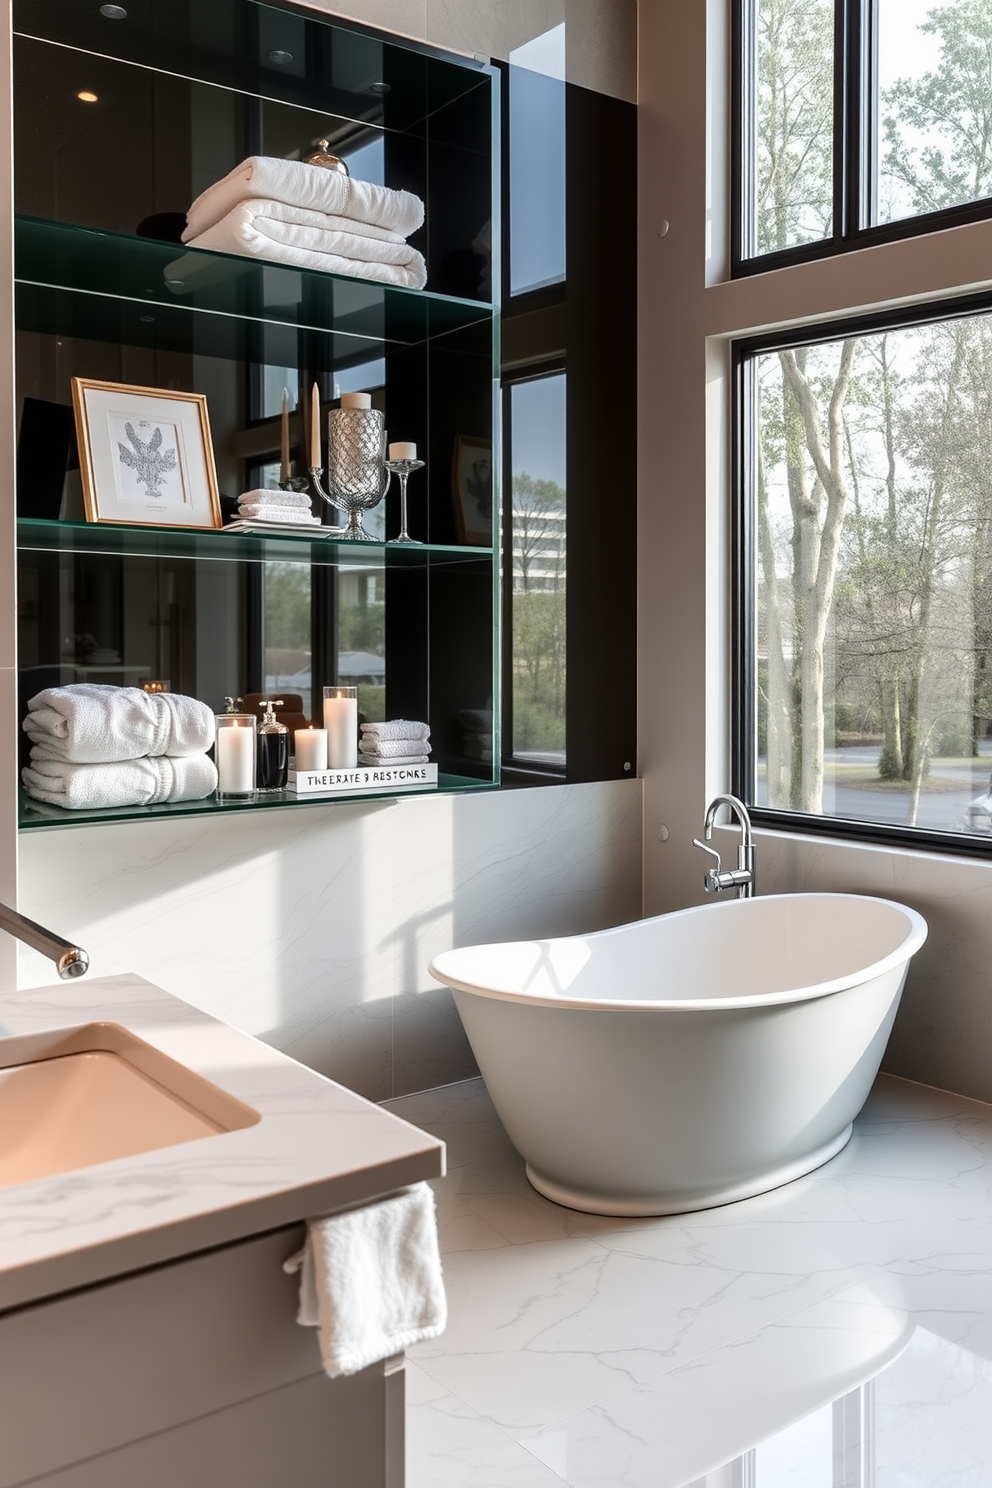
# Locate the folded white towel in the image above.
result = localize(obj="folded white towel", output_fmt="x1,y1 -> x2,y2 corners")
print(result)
361,720 -> 430,743
359,753 -> 429,767
23,685 -> 216,764
238,488 -> 314,512
283,1184 -> 446,1379
185,200 -> 427,290
184,156 -> 425,242
22,754 -> 218,810
360,736 -> 433,759
237,503 -> 321,525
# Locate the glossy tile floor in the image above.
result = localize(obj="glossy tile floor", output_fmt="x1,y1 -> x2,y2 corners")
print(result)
384,1073 -> 992,1487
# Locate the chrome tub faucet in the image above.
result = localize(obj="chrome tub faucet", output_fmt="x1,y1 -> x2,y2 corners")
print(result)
0,901 -> 89,979
692,794 -> 756,899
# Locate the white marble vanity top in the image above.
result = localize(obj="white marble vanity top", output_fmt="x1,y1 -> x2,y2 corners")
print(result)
0,973 -> 444,1312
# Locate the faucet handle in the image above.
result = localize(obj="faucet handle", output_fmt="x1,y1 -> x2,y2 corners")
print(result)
691,838 -> 724,894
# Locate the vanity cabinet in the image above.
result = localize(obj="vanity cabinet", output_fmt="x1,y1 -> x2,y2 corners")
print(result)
10,0 -> 499,829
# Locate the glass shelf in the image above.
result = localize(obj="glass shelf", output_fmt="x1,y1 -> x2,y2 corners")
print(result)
17,518 -> 494,570
14,218 -> 495,360
18,774 -> 498,831
15,0 -> 492,134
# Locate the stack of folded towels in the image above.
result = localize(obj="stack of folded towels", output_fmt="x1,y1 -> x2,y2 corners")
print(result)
359,719 -> 431,767
235,487 -> 320,528
182,156 -> 427,290
22,685 -> 217,810
459,708 -> 493,762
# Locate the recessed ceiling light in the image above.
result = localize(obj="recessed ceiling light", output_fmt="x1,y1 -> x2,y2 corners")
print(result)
267,49 -> 293,65
368,81 -> 390,95
99,4 -> 128,17
77,90 -> 99,103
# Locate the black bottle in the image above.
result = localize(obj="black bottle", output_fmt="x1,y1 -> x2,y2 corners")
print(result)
256,699 -> 289,791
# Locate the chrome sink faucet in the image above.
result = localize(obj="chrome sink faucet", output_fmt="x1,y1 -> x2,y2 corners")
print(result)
692,794 -> 756,899
0,901 -> 89,979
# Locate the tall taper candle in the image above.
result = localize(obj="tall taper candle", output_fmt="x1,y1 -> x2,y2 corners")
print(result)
310,382 -> 321,471
280,387 -> 290,483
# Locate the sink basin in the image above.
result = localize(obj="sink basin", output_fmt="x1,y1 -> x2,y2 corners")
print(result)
0,1022 -> 260,1188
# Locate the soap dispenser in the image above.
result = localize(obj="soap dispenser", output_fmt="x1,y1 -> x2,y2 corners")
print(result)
256,699 -> 289,792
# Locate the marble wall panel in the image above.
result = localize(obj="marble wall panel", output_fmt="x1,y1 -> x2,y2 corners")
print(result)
16,780 -> 643,1100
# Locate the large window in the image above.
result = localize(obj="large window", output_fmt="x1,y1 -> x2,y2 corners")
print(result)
738,0 -> 992,268
738,297 -> 992,845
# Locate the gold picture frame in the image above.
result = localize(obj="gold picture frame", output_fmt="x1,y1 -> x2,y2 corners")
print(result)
71,378 -> 222,529
452,434 -> 493,547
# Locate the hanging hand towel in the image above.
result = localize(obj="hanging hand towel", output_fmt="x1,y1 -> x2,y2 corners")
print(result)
360,720 -> 430,744
22,753 -> 218,810
185,200 -> 427,290
23,685 -> 216,764
184,156 -> 425,242
283,1183 -> 447,1379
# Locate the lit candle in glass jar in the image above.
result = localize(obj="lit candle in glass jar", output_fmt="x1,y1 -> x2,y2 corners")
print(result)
322,687 -> 358,769
295,725 -> 328,772
216,714 -> 256,797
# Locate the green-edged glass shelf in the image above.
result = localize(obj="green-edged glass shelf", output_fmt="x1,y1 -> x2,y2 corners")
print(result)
15,218 -> 495,364
18,775 -> 497,830
18,518 -> 493,569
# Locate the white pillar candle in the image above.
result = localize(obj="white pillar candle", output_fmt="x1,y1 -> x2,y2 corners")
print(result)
388,441 -> 417,461
341,392 -> 372,409
310,382 -> 321,471
295,726 -> 328,772
323,688 -> 358,769
216,720 -> 255,795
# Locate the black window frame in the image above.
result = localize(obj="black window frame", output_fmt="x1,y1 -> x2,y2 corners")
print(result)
733,0 -> 992,277
732,285 -> 992,859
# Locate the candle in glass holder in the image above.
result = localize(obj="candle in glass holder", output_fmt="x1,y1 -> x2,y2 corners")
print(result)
215,714 -> 256,797
322,686 -> 358,769
388,441 -> 417,461
141,679 -> 170,694
295,725 -> 328,772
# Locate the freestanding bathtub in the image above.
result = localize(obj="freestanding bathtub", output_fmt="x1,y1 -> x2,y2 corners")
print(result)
429,893 -> 928,1215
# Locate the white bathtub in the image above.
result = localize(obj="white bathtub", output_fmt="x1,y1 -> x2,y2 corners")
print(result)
429,893 -> 928,1215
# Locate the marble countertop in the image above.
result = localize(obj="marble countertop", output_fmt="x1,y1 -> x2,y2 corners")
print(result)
0,973 -> 444,1312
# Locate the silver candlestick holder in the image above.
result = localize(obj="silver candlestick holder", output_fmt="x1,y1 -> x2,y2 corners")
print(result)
310,405 -> 390,541
384,458 -> 425,544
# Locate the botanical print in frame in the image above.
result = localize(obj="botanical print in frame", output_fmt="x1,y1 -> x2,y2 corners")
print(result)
71,378 -> 222,529
452,434 -> 493,547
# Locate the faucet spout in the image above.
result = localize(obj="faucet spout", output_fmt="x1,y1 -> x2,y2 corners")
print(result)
0,901 -> 89,979
694,794 -> 756,899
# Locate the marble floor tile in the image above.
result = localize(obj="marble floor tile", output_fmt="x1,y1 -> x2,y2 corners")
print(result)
386,1074 -> 992,1488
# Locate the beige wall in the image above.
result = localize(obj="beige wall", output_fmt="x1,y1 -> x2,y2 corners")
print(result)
638,1 -> 992,1102
298,0 -> 636,100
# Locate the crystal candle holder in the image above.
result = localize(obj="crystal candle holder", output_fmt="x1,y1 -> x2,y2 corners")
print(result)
215,713 -> 256,799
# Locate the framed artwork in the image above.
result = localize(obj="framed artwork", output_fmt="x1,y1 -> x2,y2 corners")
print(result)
71,378 -> 221,529
452,434 -> 493,546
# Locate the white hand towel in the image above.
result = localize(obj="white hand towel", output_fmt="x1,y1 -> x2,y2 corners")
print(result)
238,488 -> 314,512
23,685 -> 216,763
283,1184 -> 446,1379
22,754 -> 218,810
236,504 -> 321,525
359,736 -> 433,759
184,156 -> 425,241
185,200 -> 427,290
359,753 -> 429,767
361,720 -> 430,743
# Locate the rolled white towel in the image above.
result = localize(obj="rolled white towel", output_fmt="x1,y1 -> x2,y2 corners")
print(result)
238,488 -> 314,512
361,719 -> 430,744
184,156 -> 425,242
283,1183 -> 446,1379
359,753 -> 429,767
22,754 -> 218,810
185,200 -> 427,291
359,736 -> 433,759
23,685 -> 215,764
